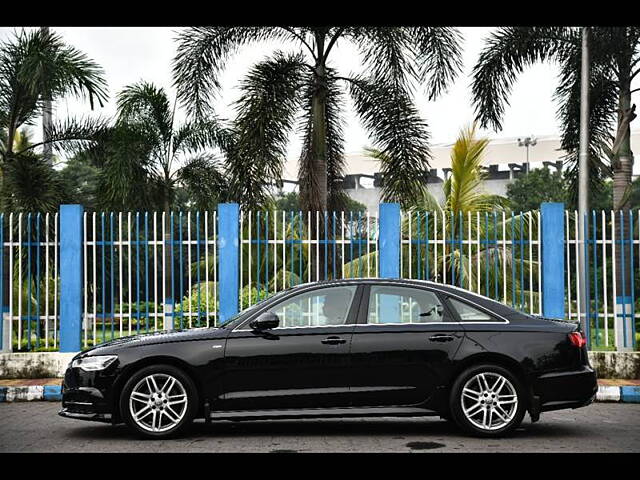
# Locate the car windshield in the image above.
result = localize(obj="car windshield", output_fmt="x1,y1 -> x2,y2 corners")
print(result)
217,289 -> 292,328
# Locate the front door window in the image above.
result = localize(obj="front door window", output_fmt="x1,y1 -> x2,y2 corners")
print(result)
268,286 -> 358,328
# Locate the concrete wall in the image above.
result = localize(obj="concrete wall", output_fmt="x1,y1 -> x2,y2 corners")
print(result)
588,352 -> 640,380
0,352 -> 77,378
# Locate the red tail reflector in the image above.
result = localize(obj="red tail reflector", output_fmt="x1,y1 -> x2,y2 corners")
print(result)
568,331 -> 586,348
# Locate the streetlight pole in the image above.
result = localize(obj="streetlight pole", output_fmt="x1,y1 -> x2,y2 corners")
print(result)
517,135 -> 537,174
577,27 -> 590,338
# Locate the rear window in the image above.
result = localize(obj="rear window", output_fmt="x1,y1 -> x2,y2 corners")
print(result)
448,298 -> 499,322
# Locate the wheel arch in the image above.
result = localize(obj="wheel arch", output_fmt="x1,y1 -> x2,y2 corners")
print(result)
451,352 -> 532,403
111,356 -> 204,422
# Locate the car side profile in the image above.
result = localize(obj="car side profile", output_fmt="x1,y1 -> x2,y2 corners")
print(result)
59,278 -> 597,438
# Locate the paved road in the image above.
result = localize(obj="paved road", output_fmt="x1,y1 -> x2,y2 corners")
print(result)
0,403 -> 638,452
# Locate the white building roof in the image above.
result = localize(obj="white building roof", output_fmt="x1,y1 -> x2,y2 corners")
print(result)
282,130 -> 640,179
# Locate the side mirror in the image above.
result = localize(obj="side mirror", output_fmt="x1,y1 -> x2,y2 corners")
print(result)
249,312 -> 279,331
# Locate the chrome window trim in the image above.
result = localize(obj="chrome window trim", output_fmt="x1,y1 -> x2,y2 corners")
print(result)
354,321 -> 508,327
231,280 -> 511,332
234,323 -> 353,333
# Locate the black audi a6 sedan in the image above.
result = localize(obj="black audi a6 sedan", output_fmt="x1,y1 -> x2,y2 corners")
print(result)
60,278 -> 597,438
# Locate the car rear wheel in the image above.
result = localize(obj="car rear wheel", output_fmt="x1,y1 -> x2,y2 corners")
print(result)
449,364 -> 526,437
120,364 -> 198,439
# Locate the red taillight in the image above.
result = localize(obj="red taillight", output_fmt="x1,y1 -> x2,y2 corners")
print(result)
568,331 -> 587,348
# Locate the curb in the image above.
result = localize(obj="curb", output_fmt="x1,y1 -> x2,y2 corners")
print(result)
0,385 -> 639,404
0,385 -> 61,402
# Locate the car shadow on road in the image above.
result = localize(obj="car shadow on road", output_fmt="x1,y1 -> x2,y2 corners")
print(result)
63,417 -> 590,442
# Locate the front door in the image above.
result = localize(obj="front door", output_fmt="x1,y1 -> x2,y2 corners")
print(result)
219,285 -> 362,411
349,284 -> 465,407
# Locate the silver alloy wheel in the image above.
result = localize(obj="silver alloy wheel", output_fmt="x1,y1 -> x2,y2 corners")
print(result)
460,372 -> 518,431
128,373 -> 188,433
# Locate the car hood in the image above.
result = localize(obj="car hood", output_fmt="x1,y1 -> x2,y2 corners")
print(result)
81,327 -> 226,356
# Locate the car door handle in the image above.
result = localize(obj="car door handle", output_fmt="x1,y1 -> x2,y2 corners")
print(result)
429,334 -> 455,342
321,336 -> 347,345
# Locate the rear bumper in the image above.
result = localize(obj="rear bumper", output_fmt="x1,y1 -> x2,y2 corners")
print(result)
533,365 -> 598,412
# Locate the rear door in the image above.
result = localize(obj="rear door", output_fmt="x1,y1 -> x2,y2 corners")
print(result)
349,283 -> 465,407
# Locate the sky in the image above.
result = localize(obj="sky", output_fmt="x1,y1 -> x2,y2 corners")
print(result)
0,26 -> 571,161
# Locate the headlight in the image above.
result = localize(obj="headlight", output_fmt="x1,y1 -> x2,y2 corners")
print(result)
71,355 -> 118,372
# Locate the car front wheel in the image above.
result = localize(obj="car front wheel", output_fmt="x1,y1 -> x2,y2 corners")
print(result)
120,364 -> 198,439
449,364 -> 526,437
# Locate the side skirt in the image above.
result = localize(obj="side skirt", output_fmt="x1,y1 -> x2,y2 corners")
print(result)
209,406 -> 438,422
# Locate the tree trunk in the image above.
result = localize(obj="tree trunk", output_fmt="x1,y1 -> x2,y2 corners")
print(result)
302,33 -> 329,280
612,72 -> 635,350
41,27 -> 53,166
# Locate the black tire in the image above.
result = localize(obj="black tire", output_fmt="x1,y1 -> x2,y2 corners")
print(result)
119,364 -> 198,439
449,364 -> 526,437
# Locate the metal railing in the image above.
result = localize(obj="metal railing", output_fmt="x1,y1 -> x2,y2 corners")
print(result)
400,210 -> 542,316
1,212 -> 59,351
1,205 -> 637,352
565,210 -> 639,349
239,210 -> 378,309
82,211 -> 218,348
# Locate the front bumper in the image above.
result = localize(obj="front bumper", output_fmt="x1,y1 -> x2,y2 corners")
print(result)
60,365 -> 118,421
58,408 -> 112,423
533,365 -> 598,412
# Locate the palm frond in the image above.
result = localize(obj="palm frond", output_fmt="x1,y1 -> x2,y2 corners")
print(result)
12,116 -> 111,160
350,27 -> 416,92
227,51 -> 306,209
1,153 -> 65,212
471,27 -> 576,131
410,27 -> 464,100
116,81 -> 173,145
177,154 -> 227,210
348,75 -> 430,207
172,27 -> 289,119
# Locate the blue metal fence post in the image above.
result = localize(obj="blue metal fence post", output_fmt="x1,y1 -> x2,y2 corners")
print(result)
218,203 -> 240,323
541,202 -> 565,319
60,205 -> 83,352
379,203 -> 401,278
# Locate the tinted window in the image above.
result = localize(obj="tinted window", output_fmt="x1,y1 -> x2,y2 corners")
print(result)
449,298 -> 494,322
367,286 -> 445,324
268,286 -> 357,328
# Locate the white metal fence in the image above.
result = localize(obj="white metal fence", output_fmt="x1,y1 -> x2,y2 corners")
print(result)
1,212 -> 59,351
239,210 -> 378,309
400,210 -> 542,315
2,207 -> 637,352
82,211 -> 218,348
565,210 -> 640,349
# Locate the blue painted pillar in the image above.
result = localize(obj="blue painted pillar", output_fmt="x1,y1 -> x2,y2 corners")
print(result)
379,203 -> 401,279
218,203 -> 240,323
60,205 -> 83,352
541,202 -> 565,319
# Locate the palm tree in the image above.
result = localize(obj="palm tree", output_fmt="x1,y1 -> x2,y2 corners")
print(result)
0,28 -> 108,172
89,81 -> 230,327
172,26 -> 464,212
471,27 -> 640,334
76,81 -> 232,212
